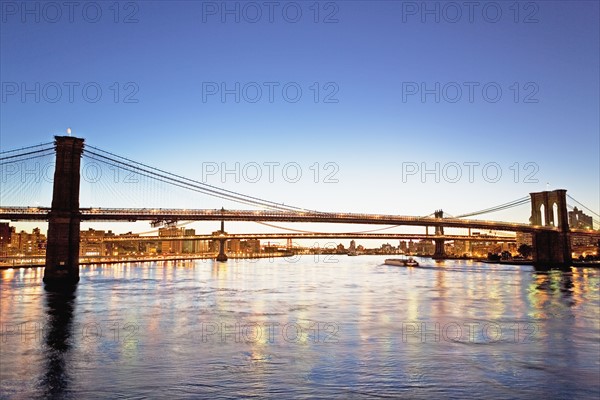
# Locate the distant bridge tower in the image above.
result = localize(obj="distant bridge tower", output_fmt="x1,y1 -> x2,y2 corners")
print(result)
529,189 -> 572,267
216,217 -> 228,262
432,209 -> 446,259
44,136 -> 84,286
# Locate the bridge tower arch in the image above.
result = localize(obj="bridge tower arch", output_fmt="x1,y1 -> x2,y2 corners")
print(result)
44,136 -> 84,286
529,189 -> 571,267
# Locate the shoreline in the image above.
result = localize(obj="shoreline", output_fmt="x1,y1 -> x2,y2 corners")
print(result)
0,253 -> 294,269
2,254 -> 599,270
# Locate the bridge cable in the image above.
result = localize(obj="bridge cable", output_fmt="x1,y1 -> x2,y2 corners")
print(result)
567,195 -> 600,218
82,151 -> 289,210
83,146 -> 321,214
83,150 -> 327,212
0,147 -> 55,162
0,149 -> 56,166
84,145 -> 317,213
0,142 -> 54,155
454,197 -> 529,219
254,221 -> 411,234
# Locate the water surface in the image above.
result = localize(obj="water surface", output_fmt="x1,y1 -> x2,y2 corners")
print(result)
1,257 -> 599,399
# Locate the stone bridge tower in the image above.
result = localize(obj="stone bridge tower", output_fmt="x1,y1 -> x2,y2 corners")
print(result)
44,136 -> 84,286
529,189 -> 571,267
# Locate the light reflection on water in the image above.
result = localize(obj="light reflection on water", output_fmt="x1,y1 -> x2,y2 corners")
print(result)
1,257 -> 599,399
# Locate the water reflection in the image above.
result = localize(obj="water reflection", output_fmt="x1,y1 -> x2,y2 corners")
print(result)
1,259 -> 599,398
39,286 -> 77,399
531,271 -> 575,297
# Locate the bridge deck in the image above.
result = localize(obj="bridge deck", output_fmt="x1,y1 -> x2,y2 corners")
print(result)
98,233 -> 517,242
0,206 -> 582,234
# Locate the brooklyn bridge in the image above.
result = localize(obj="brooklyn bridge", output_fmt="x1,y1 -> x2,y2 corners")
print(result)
1,136 -> 598,285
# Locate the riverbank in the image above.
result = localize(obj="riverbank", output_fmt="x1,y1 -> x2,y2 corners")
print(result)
481,259 -> 600,268
0,252 -> 294,269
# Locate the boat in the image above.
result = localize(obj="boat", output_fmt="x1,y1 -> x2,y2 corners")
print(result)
405,257 -> 419,266
384,257 -> 419,267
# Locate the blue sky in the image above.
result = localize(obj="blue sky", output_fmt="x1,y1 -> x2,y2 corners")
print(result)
1,0 -> 599,235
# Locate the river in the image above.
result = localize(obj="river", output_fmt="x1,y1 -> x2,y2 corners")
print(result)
1,256 -> 599,399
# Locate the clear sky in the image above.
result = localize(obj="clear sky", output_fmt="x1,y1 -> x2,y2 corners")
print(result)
1,0 -> 599,237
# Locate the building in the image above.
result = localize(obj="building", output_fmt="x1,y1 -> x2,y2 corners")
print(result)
381,243 -> 394,254
182,228 -> 197,254
0,223 -> 11,256
349,240 -> 356,252
399,240 -> 407,253
7,227 -> 46,255
80,228 -> 106,256
159,226 -> 183,254
569,207 -> 594,230
415,240 -> 434,255
470,241 -> 502,257
453,240 -> 468,256
229,239 -> 241,254
241,239 -> 261,254
571,234 -> 597,247
516,232 -> 533,247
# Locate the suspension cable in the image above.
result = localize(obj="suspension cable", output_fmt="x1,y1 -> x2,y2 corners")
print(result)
254,221 -> 410,234
455,197 -> 529,219
0,142 -> 54,155
0,147 -> 55,162
0,148 -> 55,166
567,195 -> 600,218
82,152 -> 290,210
83,146 -> 321,213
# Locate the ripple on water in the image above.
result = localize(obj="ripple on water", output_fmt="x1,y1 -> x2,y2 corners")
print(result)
1,258 -> 599,399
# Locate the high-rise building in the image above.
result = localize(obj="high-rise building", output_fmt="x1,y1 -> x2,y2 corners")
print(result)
569,207 -> 594,230
229,239 -> 241,254
159,227 -> 183,254
242,239 -> 260,254
0,223 -> 11,245
0,223 -> 11,256
182,229 -> 197,253
399,240 -> 407,253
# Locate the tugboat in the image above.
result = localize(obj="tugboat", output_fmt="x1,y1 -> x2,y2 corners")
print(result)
384,257 -> 419,267
405,257 -> 419,266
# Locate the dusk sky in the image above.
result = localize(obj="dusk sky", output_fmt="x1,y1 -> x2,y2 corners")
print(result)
1,0 -> 599,235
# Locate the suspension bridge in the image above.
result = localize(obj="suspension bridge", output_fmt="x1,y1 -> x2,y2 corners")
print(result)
1,136 -> 599,285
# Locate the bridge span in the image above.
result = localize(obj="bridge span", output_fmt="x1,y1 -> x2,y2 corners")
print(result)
98,233 -> 517,243
0,206 -> 561,233
2,136 -> 597,285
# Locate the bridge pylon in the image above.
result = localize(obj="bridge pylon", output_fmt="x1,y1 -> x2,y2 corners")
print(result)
216,218 -> 228,262
529,190 -> 572,268
432,209 -> 446,259
44,136 -> 84,286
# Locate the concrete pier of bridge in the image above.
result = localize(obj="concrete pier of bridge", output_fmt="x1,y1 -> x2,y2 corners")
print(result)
432,210 -> 446,259
216,219 -> 228,262
43,136 -> 84,286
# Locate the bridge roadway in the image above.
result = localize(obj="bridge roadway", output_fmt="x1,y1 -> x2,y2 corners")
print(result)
98,233 -> 517,243
1,206 -> 597,236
